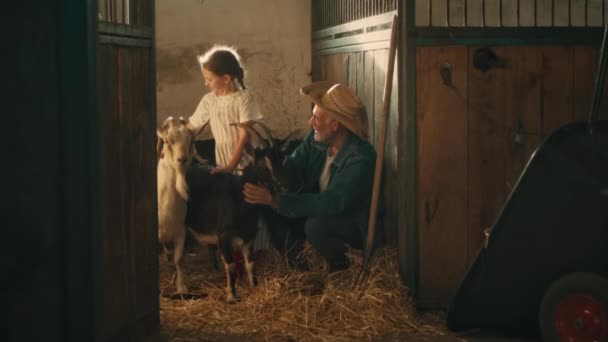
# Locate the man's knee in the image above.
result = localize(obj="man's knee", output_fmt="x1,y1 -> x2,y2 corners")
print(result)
303,216 -> 327,243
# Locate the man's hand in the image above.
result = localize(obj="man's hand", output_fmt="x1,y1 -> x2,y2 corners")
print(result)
243,183 -> 275,206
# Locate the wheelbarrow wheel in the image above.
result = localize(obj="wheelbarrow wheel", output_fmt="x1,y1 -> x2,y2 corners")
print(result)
539,272 -> 608,342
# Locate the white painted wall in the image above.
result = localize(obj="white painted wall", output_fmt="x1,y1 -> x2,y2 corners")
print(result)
156,0 -> 312,139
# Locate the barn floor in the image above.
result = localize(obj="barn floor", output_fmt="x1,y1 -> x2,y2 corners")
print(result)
151,243 -> 537,342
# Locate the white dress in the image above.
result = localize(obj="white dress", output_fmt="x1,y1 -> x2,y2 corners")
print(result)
189,89 -> 264,169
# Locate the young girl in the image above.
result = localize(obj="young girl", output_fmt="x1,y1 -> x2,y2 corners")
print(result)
188,45 -> 270,264
188,45 -> 263,174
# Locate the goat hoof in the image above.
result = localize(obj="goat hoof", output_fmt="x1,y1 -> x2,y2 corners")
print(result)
176,285 -> 189,294
225,293 -> 239,303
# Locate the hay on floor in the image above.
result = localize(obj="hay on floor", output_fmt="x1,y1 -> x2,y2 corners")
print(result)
159,245 -> 447,341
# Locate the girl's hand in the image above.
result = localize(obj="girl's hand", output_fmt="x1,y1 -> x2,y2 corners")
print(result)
211,166 -> 235,174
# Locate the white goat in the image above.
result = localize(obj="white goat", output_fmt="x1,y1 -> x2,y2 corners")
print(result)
156,116 -> 205,294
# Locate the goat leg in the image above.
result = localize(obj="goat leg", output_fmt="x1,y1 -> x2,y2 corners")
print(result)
219,235 -> 238,303
187,228 -> 220,271
162,242 -> 174,263
220,252 -> 238,303
208,245 -> 219,271
173,228 -> 189,294
241,242 -> 258,287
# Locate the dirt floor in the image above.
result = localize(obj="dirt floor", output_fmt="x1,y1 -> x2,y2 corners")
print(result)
153,243 -> 537,342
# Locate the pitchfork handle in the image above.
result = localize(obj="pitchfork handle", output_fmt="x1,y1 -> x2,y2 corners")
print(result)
363,15 -> 399,267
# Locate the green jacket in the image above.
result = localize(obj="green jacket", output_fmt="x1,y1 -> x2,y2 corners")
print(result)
276,130 -> 376,228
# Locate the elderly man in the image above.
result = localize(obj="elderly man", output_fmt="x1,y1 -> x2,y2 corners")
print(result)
243,81 -> 376,271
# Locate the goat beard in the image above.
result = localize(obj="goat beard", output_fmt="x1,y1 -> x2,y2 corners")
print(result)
175,171 -> 189,201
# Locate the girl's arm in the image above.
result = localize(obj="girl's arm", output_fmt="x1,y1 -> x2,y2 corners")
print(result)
189,95 -> 210,129
211,125 -> 250,174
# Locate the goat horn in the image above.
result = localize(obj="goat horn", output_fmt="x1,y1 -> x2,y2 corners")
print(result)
231,122 -> 268,149
250,122 -> 274,148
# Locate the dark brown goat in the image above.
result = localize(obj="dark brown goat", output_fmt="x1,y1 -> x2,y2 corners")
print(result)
185,165 -> 264,302
184,122 -> 297,302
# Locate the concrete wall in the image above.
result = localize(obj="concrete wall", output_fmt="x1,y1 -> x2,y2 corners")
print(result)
156,0 -> 312,139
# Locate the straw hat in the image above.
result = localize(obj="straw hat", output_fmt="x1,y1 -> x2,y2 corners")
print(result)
300,81 -> 368,140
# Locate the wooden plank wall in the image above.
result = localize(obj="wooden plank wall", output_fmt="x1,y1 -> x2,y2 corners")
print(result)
313,48 -> 400,245
415,0 -> 608,27
96,0 -> 158,338
130,0 -> 154,27
417,46 -> 469,307
416,44 -> 605,307
312,0 -> 397,30
97,43 -> 159,340
98,0 -> 130,24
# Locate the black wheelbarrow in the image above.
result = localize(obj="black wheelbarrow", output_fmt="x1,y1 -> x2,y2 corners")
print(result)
446,27 -> 608,342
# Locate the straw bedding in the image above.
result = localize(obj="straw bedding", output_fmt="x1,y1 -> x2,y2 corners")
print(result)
159,244 -> 448,341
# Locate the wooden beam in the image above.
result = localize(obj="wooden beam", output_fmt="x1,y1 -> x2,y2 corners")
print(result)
399,0 -> 419,296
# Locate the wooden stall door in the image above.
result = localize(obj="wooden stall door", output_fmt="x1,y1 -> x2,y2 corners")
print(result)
416,46 -> 469,308
467,46 -> 542,265
416,44 -> 603,308
466,44 -> 602,269
97,0 -> 159,340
